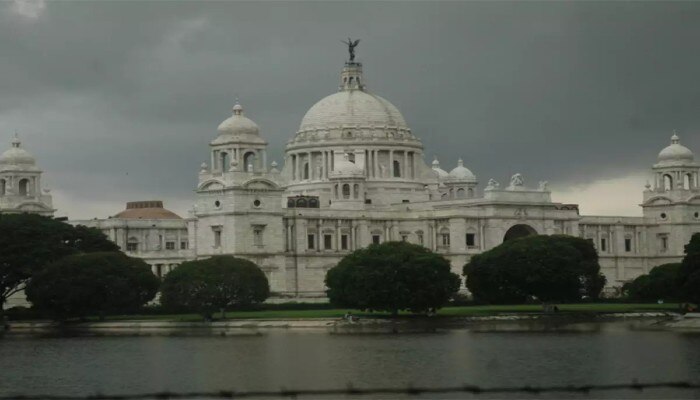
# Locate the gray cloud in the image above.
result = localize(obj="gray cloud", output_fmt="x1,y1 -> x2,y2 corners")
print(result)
1,1 -> 698,219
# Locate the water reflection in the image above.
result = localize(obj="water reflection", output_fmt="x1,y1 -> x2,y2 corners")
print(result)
1,321 -> 699,399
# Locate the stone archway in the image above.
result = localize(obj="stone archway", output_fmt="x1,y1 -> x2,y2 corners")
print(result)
503,224 -> 537,242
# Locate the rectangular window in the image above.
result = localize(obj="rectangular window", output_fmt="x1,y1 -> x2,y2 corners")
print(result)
625,238 -> 632,252
324,234 -> 333,250
126,243 -> 138,252
180,241 -> 188,250
341,234 -> 349,250
466,233 -> 476,247
165,241 -> 175,250
365,199 -> 372,204
441,233 -> 450,246
213,227 -> 222,248
372,235 -> 381,245
254,229 -> 264,246
660,236 -> 668,251
600,238 -> 607,252
402,200 -> 410,203
307,234 -> 315,250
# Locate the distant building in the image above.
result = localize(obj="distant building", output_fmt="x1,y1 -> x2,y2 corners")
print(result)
5,53 -> 699,300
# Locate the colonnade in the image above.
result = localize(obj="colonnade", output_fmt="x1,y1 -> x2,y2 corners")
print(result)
286,148 -> 420,181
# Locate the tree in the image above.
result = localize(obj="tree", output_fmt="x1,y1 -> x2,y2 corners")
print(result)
678,233 -> 700,304
160,256 -> 270,319
622,263 -> 681,302
463,235 -> 606,304
0,213 -> 119,313
325,241 -> 461,315
25,252 -> 159,320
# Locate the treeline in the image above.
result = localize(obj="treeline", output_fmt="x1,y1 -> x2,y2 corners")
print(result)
2,214 -> 698,323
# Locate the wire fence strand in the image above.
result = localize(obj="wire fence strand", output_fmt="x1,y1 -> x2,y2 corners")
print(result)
1,381 -> 699,399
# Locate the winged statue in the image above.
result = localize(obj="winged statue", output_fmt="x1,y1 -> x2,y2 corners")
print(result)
342,38 -> 360,61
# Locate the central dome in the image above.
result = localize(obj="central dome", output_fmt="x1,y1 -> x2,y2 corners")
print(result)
299,90 -> 408,131
290,61 -> 414,144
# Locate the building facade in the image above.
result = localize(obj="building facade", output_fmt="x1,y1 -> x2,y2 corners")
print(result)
6,55 -> 700,300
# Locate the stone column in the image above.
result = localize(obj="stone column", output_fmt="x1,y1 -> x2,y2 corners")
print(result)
403,151 -> 408,179
373,150 -> 378,178
295,154 -> 300,181
336,220 -> 341,251
262,149 -> 267,172
389,150 -> 394,178
316,219 -> 321,252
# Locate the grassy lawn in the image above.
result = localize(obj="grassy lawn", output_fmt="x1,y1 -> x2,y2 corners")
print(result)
104,303 -> 682,322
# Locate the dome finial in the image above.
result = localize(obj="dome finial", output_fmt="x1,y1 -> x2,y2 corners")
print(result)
232,97 -> 243,116
11,131 -> 20,148
457,158 -> 464,167
671,130 -> 680,144
432,156 -> 440,167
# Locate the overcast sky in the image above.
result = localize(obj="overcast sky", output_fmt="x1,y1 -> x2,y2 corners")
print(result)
1,0 -> 698,219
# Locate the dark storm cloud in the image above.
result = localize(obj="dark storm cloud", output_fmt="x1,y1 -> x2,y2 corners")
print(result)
1,1 -> 699,218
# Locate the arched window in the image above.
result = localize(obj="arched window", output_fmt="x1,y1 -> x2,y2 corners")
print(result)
467,188 -> 474,198
303,163 -> 309,180
393,160 -> 401,177
449,188 -> 454,198
663,174 -> 673,191
353,184 -> 359,199
342,184 -> 350,199
456,188 -> 465,198
296,198 -> 307,208
18,179 -> 29,196
334,184 -> 339,199
684,173 -> 692,190
243,152 -> 257,172
0,179 -> 5,196
220,152 -> 230,172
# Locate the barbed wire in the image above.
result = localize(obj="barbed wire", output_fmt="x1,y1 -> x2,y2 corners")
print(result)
1,381 -> 699,399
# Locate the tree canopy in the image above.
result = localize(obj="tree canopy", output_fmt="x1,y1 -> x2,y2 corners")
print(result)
464,235 -> 606,304
678,233 -> 700,304
622,263 -> 681,302
0,213 -> 119,310
25,252 -> 159,320
324,241 -> 461,315
159,256 -> 270,319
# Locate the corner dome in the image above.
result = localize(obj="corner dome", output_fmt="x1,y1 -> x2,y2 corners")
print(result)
657,133 -> 694,165
448,159 -> 476,182
0,135 -> 37,168
431,157 -> 449,179
113,201 -> 182,220
299,90 -> 408,132
214,103 -> 265,145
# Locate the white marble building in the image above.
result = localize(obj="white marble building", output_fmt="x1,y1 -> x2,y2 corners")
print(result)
5,55 -> 700,300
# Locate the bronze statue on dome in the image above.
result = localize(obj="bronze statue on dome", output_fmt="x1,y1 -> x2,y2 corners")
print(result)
342,38 -> 360,62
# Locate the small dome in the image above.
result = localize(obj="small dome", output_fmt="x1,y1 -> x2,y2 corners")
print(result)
0,135 -> 37,167
431,157 -> 449,179
448,158 -> 477,182
214,103 -> 265,145
113,201 -> 182,220
298,90 -> 408,133
657,133 -> 694,165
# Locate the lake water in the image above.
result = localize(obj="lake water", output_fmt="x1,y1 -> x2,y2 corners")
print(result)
1,320 -> 700,399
